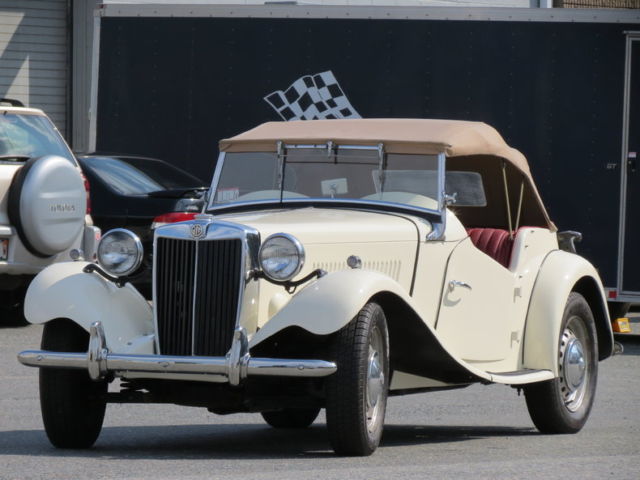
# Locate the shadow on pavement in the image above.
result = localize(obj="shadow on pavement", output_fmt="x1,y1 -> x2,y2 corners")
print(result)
381,424 -> 536,447
0,423 -> 535,459
616,335 -> 640,355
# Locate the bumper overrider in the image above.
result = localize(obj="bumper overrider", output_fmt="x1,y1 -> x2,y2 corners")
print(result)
17,321 -> 337,385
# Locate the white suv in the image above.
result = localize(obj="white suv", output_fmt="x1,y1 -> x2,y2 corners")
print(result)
0,99 -> 99,323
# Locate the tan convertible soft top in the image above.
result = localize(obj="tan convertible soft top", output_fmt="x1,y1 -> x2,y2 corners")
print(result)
220,119 -> 554,229
222,118 -> 527,167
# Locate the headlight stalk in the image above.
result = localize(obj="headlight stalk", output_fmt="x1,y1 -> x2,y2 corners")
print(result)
252,268 -> 327,294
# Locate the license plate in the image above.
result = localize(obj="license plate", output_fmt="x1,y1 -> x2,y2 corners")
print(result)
0,238 -> 8,260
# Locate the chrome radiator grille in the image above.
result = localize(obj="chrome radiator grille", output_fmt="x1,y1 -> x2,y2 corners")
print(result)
155,237 -> 243,356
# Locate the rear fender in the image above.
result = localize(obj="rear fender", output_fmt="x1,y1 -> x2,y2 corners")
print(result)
522,250 -> 613,374
24,262 -> 154,354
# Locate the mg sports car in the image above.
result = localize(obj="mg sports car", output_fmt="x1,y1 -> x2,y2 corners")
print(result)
18,119 -> 614,456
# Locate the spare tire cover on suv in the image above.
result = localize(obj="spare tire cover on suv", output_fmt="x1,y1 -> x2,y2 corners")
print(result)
8,155 -> 86,257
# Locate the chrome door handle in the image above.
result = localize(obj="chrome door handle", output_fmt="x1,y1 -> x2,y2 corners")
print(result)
449,280 -> 472,291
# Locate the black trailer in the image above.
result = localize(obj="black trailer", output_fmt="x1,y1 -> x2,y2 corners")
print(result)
87,4 -> 640,314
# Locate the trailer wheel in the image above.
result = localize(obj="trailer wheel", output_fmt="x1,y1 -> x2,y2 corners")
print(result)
261,407 -> 320,429
524,292 -> 598,433
325,302 -> 389,456
608,302 -> 630,320
39,319 -> 107,448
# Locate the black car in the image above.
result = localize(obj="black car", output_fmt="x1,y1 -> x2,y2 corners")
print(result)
77,154 -> 207,295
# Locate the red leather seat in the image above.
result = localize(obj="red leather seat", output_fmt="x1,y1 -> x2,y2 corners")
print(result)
466,228 -> 514,268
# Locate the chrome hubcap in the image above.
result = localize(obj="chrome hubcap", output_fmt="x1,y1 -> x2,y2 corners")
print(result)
559,316 -> 589,412
368,351 -> 383,408
366,326 -> 385,432
564,338 -> 586,390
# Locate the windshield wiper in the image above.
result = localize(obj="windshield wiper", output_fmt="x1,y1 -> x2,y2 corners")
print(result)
0,155 -> 30,161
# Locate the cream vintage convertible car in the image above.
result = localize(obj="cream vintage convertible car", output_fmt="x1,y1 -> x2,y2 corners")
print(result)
18,119 -> 614,456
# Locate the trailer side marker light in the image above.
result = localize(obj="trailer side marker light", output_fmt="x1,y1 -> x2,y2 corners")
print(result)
612,318 -> 631,334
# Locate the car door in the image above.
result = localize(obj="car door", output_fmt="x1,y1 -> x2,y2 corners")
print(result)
435,237 -> 516,365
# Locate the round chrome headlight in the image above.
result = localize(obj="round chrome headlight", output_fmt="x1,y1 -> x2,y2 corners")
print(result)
259,233 -> 305,282
97,229 -> 143,277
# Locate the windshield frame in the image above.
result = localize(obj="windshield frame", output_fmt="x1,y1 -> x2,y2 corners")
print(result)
206,143 -> 446,221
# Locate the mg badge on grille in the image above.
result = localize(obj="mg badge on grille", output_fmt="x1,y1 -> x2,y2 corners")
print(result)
190,223 -> 206,239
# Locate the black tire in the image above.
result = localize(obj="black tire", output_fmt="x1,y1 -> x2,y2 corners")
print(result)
39,319 -> 107,448
325,302 -> 389,456
524,292 -> 598,433
0,289 -> 28,326
261,407 -> 320,429
3,303 -> 28,326
608,302 -> 630,320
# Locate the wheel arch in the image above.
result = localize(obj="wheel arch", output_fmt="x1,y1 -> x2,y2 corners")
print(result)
249,269 -> 413,347
572,276 -> 613,361
25,262 -> 155,354
522,250 -> 614,374
41,317 -> 90,350
250,272 -> 483,384
371,291 -> 480,383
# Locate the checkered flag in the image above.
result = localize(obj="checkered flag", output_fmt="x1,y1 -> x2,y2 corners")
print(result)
264,71 -> 361,121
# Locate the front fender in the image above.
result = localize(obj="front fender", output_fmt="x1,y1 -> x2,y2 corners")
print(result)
250,269 -> 493,384
522,250 -> 613,374
24,262 -> 155,354
250,269 -> 417,347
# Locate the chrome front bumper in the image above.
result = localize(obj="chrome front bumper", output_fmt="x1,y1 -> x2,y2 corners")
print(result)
17,322 -> 337,386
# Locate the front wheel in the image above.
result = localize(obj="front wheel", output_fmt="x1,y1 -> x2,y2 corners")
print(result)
325,302 -> 389,456
524,292 -> 598,433
39,319 -> 107,448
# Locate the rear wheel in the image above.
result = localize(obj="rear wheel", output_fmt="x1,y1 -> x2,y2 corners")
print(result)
261,407 -> 320,429
524,293 -> 598,433
39,319 -> 107,448
325,302 -> 389,456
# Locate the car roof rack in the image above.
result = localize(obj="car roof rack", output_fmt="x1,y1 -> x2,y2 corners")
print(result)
0,98 -> 25,107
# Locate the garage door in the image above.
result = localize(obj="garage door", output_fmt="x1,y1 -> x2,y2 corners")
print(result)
0,0 -> 68,136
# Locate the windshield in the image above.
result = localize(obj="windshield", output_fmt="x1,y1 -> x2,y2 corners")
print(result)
209,147 -> 442,213
0,113 -> 75,163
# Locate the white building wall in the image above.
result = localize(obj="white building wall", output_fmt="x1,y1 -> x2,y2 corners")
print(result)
0,0 -> 69,136
72,0 -> 98,153
101,0 -> 535,6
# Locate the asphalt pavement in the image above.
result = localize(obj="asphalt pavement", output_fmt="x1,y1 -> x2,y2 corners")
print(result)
1,322 -> 639,480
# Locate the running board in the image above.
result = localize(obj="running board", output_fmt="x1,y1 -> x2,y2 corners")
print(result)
487,369 -> 554,385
